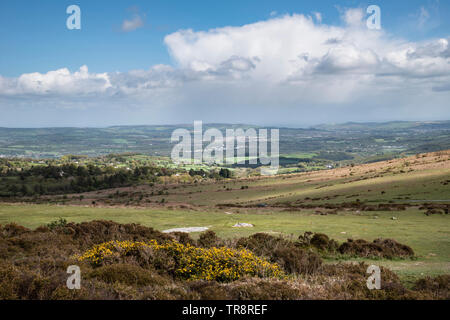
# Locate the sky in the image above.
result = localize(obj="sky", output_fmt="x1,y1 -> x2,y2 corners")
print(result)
0,0 -> 449,127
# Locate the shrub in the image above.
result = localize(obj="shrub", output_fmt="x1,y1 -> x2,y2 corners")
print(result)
197,231 -> 221,248
310,233 -> 333,251
319,262 -> 424,299
413,275 -> 450,299
0,223 -> 30,238
57,220 -> 172,247
236,233 -> 322,274
168,232 -> 196,246
272,246 -> 322,275
338,238 -> 414,259
187,281 -> 231,300
298,232 -> 339,253
0,264 -> 20,299
46,218 -> 68,230
228,278 -> 301,300
77,240 -> 284,282
425,209 -> 444,216
87,264 -> 169,287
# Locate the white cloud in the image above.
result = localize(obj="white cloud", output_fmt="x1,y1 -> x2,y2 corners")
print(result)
0,8 -> 449,126
164,14 -> 343,82
418,6 -> 430,29
313,12 -> 322,23
121,15 -> 144,32
1,66 -> 111,96
342,8 -> 365,27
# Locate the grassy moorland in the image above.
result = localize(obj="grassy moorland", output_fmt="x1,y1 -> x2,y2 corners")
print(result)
0,150 -> 448,293
0,204 -> 448,282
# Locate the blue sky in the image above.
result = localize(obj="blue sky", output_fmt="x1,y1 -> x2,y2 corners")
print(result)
0,0 -> 449,127
1,0 -> 448,77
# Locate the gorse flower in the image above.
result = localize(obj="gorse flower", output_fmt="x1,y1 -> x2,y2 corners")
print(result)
77,240 -> 284,282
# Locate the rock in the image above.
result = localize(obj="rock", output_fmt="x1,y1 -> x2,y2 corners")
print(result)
163,227 -> 209,233
232,223 -> 254,228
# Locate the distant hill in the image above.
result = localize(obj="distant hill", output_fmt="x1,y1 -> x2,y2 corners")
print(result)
0,121 -> 449,160
313,121 -> 450,131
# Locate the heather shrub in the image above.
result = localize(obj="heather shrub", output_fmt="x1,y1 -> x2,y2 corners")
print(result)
272,246 -> 322,275
310,233 -> 330,250
236,233 -> 285,256
197,230 -> 221,248
298,232 -> 340,254
413,275 -> 450,299
338,238 -> 414,259
187,281 -> 231,300
319,262 -> 423,299
228,278 -> 302,300
237,233 -> 322,274
58,220 -> 172,247
308,233 -> 339,252
168,232 -> 196,246
87,264 -> 170,287
0,223 -> 30,238
425,209 -> 444,216
0,263 -> 20,299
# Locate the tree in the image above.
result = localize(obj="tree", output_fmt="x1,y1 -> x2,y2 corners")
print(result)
219,168 -> 231,178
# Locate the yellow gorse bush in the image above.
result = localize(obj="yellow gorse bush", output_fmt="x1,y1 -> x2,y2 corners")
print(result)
77,240 -> 284,282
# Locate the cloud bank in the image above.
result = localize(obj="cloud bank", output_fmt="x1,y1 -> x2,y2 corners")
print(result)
1,8 -> 449,126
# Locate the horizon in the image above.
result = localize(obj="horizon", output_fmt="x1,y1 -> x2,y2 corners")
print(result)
0,119 -> 450,130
